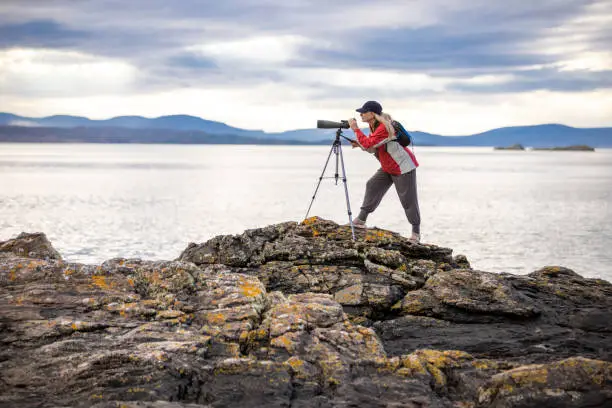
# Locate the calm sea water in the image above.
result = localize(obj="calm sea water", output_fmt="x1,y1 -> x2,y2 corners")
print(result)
1,143 -> 610,280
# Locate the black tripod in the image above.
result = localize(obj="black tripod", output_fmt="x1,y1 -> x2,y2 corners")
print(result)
304,127 -> 356,240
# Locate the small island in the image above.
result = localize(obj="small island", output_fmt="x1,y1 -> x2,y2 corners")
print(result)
532,145 -> 595,151
494,143 -> 525,150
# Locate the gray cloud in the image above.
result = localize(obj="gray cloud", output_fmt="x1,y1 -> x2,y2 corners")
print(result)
0,20 -> 89,49
449,69 -> 612,93
0,0 -> 611,95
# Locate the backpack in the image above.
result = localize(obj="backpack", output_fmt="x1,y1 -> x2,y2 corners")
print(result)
391,120 -> 412,147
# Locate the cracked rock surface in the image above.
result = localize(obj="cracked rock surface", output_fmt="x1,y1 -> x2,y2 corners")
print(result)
1,217 -> 611,407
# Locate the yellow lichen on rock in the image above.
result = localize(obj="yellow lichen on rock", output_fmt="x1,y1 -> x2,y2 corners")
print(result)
239,277 -> 263,298
399,349 -> 473,386
507,365 -> 549,386
301,217 -> 318,226
271,332 -> 299,353
91,275 -> 108,290
205,312 -> 227,325
477,357 -> 612,405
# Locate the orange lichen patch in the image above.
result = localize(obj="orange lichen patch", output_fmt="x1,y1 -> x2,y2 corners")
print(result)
90,394 -> 103,400
239,278 -> 263,298
71,323 -> 79,331
356,326 -> 385,357
239,329 -> 268,344
91,275 -> 109,289
300,217 -> 325,236
302,217 -> 318,226
271,333 -> 298,353
364,229 -> 395,242
127,278 -> 135,287
8,269 -> 17,281
286,357 -> 304,370
206,312 -> 227,325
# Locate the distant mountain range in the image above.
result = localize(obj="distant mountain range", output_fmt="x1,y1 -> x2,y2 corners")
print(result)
1,112 -> 611,147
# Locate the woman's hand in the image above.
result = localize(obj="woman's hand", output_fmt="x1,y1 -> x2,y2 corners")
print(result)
350,140 -> 360,149
348,118 -> 358,130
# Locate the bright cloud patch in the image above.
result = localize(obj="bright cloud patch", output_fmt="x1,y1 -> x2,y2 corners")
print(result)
0,48 -> 137,97
558,52 -> 612,72
188,35 -> 310,65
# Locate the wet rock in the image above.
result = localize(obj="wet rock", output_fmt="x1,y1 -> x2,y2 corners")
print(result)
478,357 -> 612,407
1,218 -> 611,407
0,232 -> 62,261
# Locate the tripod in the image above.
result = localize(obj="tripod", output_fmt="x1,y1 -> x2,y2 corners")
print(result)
304,127 -> 356,240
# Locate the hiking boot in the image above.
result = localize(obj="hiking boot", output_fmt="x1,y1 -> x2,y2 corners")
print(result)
345,218 -> 366,229
409,233 -> 420,243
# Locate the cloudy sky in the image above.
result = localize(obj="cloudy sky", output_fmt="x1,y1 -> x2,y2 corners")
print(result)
0,0 -> 611,134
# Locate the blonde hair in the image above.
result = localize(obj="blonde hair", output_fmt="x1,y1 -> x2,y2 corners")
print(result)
373,112 -> 395,140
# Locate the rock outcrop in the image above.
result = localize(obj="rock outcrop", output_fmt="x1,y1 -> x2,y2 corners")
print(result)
1,219 -> 611,408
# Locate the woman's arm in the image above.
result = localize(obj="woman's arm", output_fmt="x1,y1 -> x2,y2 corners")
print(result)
353,125 -> 388,149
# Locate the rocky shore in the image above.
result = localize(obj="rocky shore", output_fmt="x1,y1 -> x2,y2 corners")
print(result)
1,217 -> 611,408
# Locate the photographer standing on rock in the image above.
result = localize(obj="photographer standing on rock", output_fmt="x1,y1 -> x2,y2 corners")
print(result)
348,101 -> 421,242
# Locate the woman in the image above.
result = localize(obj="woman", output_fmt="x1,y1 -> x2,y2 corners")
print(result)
348,100 -> 421,242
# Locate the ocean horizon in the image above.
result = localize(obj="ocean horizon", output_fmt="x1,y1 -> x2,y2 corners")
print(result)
1,143 -> 610,281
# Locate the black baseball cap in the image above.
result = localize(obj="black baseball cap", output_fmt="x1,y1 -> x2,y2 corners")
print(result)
356,101 -> 383,115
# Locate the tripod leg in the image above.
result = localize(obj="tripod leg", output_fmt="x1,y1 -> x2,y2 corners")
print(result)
334,144 -> 340,185
337,144 -> 356,240
304,143 -> 336,221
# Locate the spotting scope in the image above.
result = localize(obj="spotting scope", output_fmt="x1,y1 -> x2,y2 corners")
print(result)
317,120 -> 350,129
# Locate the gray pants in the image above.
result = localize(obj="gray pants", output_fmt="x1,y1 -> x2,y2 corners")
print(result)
357,168 -> 421,234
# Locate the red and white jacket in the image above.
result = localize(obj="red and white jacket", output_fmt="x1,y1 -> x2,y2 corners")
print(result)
353,124 -> 419,175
